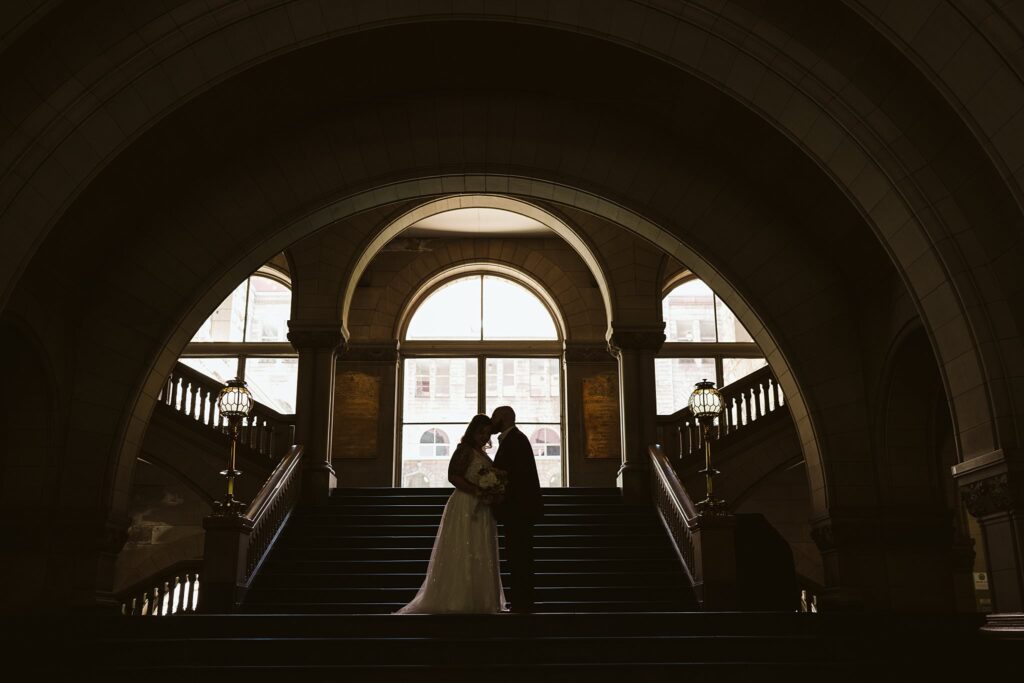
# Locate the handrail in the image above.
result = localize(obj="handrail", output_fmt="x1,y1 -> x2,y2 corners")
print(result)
157,361 -> 295,459
118,560 -> 202,616
656,365 -> 785,460
242,444 -> 304,584
649,444 -> 699,587
200,444 -> 304,612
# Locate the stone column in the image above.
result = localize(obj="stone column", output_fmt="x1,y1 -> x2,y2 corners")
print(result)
954,450 -> 1024,633
608,323 -> 665,502
287,324 -> 344,505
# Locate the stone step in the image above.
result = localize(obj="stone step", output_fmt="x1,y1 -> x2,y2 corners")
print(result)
252,571 -> 689,589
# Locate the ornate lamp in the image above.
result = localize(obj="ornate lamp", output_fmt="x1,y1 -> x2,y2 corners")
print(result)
689,379 -> 726,513
215,377 -> 254,515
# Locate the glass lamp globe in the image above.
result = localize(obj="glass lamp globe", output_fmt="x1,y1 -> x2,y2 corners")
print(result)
217,378 -> 254,419
688,379 -> 723,419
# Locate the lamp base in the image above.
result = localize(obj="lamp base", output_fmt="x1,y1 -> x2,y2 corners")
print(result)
212,494 -> 248,516
696,497 -> 728,514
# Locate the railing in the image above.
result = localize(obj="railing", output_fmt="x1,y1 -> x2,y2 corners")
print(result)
118,560 -> 202,616
656,365 -> 785,460
242,443 -> 304,584
157,361 -> 295,459
200,444 -> 304,612
650,443 -> 699,588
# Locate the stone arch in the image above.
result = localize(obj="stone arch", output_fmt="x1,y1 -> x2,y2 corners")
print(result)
341,196 -> 613,341
0,2 -> 1014,480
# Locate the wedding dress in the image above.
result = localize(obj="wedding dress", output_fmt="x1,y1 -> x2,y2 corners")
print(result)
395,448 -> 506,614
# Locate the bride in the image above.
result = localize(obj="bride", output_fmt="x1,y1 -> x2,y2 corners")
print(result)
395,414 -> 507,614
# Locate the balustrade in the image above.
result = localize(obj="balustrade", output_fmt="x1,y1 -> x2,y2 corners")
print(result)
656,365 -> 784,460
157,362 -> 295,459
118,562 -> 201,616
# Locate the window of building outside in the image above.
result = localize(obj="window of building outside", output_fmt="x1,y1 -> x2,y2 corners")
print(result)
181,273 -> 297,414
656,277 -> 768,414
400,274 -> 563,488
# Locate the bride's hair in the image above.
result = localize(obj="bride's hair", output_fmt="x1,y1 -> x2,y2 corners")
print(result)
458,414 -> 492,449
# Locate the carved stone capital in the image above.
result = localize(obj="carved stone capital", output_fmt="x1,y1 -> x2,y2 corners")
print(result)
339,342 -> 399,363
608,323 -> 666,354
960,473 -> 1016,518
564,342 -> 613,363
287,324 -> 345,351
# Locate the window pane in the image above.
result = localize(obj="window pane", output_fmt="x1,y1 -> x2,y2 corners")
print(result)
401,423 -> 492,488
180,357 -> 239,384
723,357 -> 768,385
486,357 -> 560,422
715,297 -> 753,343
191,281 -> 247,342
655,357 -> 716,414
527,424 -> 563,487
244,357 -> 298,414
245,276 -> 291,342
663,279 -> 716,342
405,276 -> 482,340
403,358 -> 477,422
482,276 -> 557,340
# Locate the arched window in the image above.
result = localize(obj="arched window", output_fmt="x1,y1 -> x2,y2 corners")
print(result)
656,276 -> 767,414
531,427 -> 561,457
399,271 -> 564,487
418,428 -> 450,458
181,270 -> 298,414
405,274 -> 558,340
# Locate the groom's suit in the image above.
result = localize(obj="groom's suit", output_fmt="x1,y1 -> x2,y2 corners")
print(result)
492,425 -> 544,612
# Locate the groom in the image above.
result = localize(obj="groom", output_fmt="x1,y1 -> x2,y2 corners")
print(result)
490,405 -> 544,613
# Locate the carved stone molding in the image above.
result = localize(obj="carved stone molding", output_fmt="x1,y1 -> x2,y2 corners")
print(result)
339,342 -> 399,363
608,324 -> 666,354
960,473 -> 1015,518
287,325 -> 345,351
564,343 -> 614,363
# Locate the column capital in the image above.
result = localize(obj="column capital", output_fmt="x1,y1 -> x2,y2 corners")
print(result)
608,323 -> 666,354
339,341 -> 400,363
952,449 -> 1024,517
564,342 -> 614,363
287,323 -> 345,351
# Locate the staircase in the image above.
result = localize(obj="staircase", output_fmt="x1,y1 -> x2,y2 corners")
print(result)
243,487 -> 698,613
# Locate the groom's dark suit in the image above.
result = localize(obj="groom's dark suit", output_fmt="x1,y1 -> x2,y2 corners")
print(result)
492,425 -> 544,612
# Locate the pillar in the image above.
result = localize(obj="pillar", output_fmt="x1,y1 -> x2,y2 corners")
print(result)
954,450 -> 1024,634
608,323 -> 665,502
287,324 -> 343,505
564,342 -> 619,487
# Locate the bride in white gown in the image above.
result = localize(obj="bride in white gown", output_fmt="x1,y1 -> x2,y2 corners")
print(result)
396,414 -> 507,614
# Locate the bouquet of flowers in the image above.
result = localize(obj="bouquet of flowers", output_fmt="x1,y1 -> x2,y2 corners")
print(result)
476,465 -> 508,505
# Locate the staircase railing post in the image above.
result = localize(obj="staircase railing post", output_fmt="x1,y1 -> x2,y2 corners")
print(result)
198,515 -> 253,613
691,513 -> 739,609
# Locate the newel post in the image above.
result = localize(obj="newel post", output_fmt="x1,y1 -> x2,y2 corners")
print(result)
199,514 -> 253,612
287,323 -> 344,505
691,513 -> 739,609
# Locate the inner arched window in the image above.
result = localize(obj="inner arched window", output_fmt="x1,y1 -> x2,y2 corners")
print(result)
656,277 -> 767,414
180,271 -> 297,414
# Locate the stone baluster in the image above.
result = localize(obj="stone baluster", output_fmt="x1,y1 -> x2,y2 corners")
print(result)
287,324 -> 344,504
608,323 -> 665,502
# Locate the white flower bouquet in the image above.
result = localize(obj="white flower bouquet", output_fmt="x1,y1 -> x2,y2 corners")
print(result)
476,465 -> 508,505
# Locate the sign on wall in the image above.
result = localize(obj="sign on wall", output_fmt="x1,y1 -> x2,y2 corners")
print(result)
332,370 -> 380,458
582,372 -> 621,459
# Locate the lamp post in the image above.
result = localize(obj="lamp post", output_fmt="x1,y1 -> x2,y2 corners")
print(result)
689,379 -> 726,514
215,377 -> 254,515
